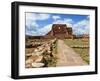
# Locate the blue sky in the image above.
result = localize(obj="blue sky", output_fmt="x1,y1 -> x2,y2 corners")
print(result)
25,12 -> 90,36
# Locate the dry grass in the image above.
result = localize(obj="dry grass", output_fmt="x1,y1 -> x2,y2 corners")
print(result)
64,39 -> 89,64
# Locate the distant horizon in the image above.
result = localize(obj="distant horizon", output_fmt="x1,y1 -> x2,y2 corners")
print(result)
25,12 -> 90,36
26,33 -> 90,37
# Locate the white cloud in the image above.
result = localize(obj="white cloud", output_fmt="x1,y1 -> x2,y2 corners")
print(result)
26,13 -> 33,21
52,15 -> 60,20
26,21 -> 38,29
38,24 -> 52,35
26,23 -> 52,36
53,18 -> 73,27
26,13 -> 50,21
38,14 -> 51,20
64,19 -> 73,24
26,13 -> 51,36
73,19 -> 89,35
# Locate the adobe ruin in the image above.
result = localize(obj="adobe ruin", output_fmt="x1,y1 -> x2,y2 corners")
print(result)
44,24 -> 73,39
26,24 -> 74,39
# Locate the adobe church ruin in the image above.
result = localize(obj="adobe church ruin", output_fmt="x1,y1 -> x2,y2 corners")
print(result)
44,24 -> 73,39
26,24 -> 74,39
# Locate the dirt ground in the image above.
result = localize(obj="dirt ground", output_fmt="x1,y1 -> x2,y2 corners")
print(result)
56,40 -> 87,66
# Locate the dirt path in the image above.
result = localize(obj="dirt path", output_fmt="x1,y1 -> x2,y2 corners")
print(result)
56,40 -> 87,66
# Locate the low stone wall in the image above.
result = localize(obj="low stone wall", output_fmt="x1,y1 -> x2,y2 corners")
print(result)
25,38 -> 57,68
70,45 -> 89,48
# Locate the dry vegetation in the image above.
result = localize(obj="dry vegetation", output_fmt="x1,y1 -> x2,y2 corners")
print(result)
25,37 -> 89,68
64,39 -> 89,64
25,38 -> 58,68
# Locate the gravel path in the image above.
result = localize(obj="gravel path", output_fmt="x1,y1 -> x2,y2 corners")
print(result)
56,40 -> 87,66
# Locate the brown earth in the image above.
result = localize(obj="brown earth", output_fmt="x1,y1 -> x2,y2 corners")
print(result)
56,40 -> 87,66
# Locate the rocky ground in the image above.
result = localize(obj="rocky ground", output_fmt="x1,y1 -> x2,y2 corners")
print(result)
25,39 -> 87,68
25,39 -> 57,68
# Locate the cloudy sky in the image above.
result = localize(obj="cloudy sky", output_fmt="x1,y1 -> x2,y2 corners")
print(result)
25,12 -> 90,36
